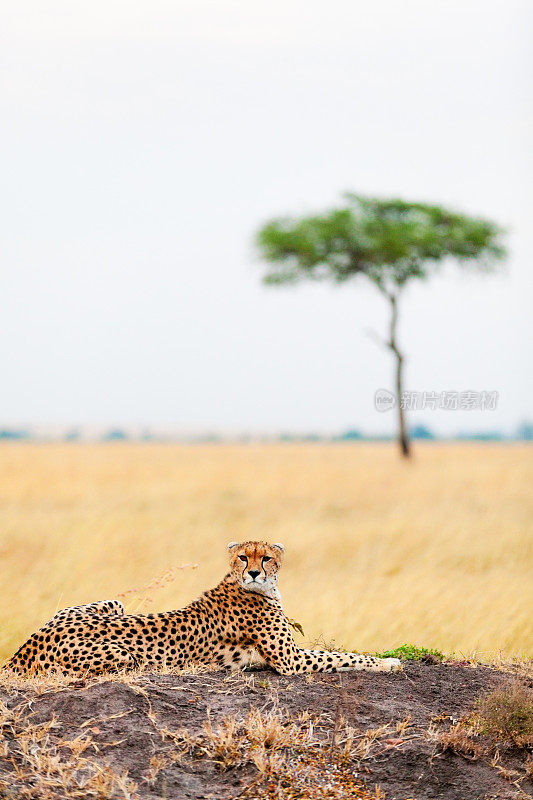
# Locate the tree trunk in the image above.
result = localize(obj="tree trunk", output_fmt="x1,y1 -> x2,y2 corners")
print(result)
388,292 -> 411,458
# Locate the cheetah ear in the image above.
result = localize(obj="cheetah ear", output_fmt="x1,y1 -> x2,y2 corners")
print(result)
272,543 -> 285,553
227,541 -> 240,551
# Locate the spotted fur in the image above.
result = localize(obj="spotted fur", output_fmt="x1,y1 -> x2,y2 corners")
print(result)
5,542 -> 401,676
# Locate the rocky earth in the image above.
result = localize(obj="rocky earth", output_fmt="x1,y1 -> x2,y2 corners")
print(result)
0,661 -> 531,800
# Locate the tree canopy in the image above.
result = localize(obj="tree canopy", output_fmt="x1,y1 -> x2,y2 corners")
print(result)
256,194 -> 505,293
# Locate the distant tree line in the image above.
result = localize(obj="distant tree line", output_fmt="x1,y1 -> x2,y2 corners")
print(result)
1,424 -> 532,443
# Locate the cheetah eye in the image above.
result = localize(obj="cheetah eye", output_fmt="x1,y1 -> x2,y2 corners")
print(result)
262,556 -> 271,563
238,555 -> 247,563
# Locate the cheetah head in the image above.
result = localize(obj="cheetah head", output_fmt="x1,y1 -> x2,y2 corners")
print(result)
227,541 -> 284,598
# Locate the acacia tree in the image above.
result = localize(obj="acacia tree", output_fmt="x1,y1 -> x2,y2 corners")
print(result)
256,194 -> 505,458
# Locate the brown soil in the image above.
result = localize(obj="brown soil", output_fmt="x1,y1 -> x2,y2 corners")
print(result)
0,662 -> 531,800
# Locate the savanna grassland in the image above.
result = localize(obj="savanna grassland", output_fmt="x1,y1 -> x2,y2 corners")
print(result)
0,442 -> 531,664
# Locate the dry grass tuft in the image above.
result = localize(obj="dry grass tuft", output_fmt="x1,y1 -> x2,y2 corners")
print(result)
426,683 -> 533,788
184,707 -> 383,799
475,682 -> 533,746
0,703 -> 137,799
433,722 -> 486,760
117,563 -> 198,614
0,660 -> 216,704
181,707 -> 318,771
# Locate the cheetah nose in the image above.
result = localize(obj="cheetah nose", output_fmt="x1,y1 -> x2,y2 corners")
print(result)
248,570 -> 260,579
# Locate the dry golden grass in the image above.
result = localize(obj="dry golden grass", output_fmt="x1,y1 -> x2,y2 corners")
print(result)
0,442 -> 531,663
0,697 -> 138,799
166,707 -> 384,798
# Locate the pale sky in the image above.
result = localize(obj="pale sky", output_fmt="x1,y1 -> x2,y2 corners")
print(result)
1,0 -> 532,435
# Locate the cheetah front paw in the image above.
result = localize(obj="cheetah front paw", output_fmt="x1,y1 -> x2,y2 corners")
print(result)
379,657 -> 402,672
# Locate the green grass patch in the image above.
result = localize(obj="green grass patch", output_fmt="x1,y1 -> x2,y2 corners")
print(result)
375,644 -> 445,662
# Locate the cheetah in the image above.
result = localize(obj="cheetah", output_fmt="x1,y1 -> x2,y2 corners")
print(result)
5,541 -> 401,676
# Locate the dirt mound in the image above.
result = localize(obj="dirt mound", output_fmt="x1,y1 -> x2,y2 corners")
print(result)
0,662 -> 531,799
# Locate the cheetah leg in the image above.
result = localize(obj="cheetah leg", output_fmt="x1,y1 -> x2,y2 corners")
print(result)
46,601 -> 125,626
5,638 -> 138,677
243,649 -> 268,670
238,648 -> 268,671
4,603 -> 127,675
297,650 -> 402,673
218,644 -> 268,671
56,643 -> 141,676
267,647 -> 401,675
250,617 -> 402,675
